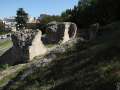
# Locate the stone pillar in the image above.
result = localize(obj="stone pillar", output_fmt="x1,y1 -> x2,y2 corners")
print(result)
89,23 -> 99,40
29,30 -> 47,60
62,23 -> 70,43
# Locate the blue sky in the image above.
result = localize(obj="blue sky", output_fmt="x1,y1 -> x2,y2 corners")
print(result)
0,0 -> 79,18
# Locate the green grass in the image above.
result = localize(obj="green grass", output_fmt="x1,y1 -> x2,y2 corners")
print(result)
0,40 -> 12,48
0,40 -> 13,56
0,64 -> 9,70
0,64 -> 26,87
46,44 -> 55,48
0,73 -> 15,87
0,31 -> 11,35
4,44 -> 120,90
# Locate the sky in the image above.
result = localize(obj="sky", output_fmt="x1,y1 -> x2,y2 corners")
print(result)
0,0 -> 79,18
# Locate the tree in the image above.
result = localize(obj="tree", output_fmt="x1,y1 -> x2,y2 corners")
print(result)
61,0 -> 120,28
61,9 -> 72,21
0,20 -> 5,30
40,15 -> 63,24
15,8 -> 28,30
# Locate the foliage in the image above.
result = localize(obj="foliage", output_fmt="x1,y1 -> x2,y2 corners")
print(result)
0,21 -> 5,30
40,15 -> 63,24
61,0 -> 120,28
0,31 -> 10,35
0,64 -> 9,70
36,15 -> 63,34
15,8 -> 28,30
61,9 -> 72,22
26,23 -> 37,29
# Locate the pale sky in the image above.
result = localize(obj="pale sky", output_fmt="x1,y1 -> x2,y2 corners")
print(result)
0,0 -> 79,18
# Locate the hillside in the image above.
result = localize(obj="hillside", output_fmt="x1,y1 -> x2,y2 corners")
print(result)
0,39 -> 12,56
1,22 -> 120,90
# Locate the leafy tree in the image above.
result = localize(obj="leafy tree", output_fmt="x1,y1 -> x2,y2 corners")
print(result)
95,0 -> 120,24
0,21 -> 5,30
15,8 -> 28,30
40,15 -> 63,24
61,0 -> 120,28
61,9 -> 72,21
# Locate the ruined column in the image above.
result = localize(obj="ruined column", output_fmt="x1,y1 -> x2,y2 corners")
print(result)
29,30 -> 47,60
62,22 -> 70,43
89,23 -> 99,40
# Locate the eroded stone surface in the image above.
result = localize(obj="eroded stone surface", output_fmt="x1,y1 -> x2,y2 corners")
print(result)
62,22 -> 71,43
0,29 -> 47,65
29,30 -> 47,60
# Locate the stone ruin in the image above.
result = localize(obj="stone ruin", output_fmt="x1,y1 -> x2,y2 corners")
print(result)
80,23 -> 100,40
0,29 -> 47,65
89,23 -> 99,40
12,29 -> 47,61
42,21 -> 77,44
0,22 -> 77,65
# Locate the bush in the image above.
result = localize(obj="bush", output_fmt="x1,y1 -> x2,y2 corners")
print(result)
0,64 -> 9,70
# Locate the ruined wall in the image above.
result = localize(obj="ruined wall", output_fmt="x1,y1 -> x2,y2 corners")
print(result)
11,29 -> 37,62
79,23 -> 100,40
42,22 -> 77,44
0,22 -> 77,65
0,29 -> 47,65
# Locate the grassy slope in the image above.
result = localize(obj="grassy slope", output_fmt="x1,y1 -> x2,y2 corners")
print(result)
0,31 -> 11,35
2,22 -> 120,90
0,40 -> 12,56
